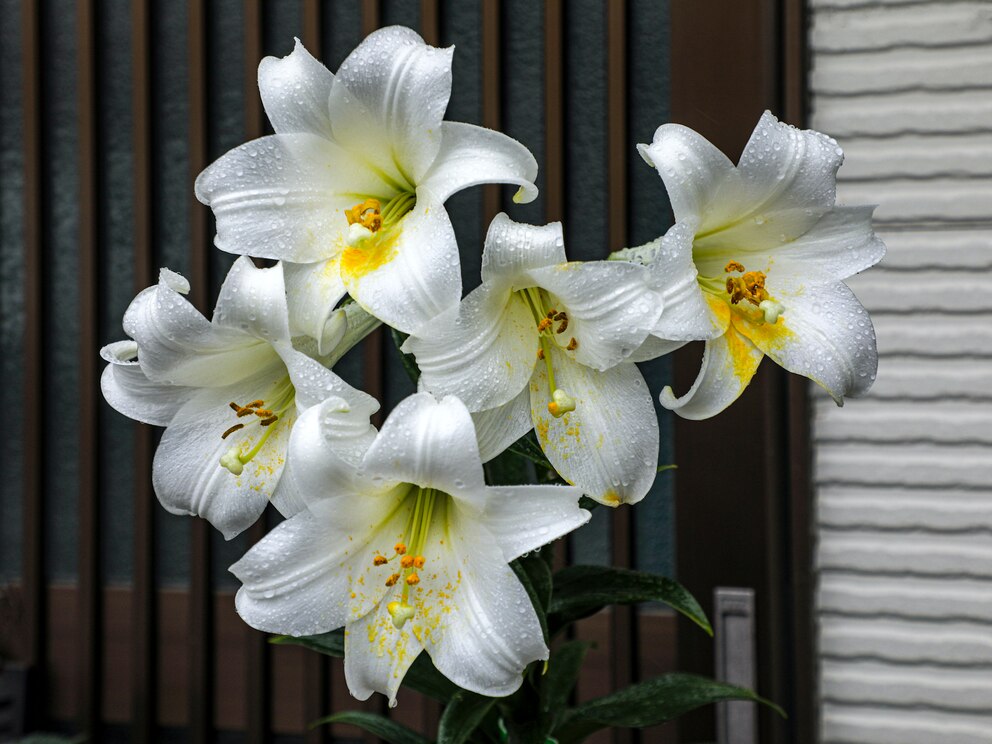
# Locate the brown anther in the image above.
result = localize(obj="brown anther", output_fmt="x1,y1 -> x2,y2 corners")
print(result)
385,573 -> 400,587
400,555 -> 414,569
566,337 -> 578,351
413,556 -> 426,568
259,416 -> 278,427
247,400 -> 265,408
537,318 -> 553,332
405,573 -> 420,586
373,555 -> 388,566
556,317 -> 569,334
253,409 -> 274,418
236,407 -> 255,418
346,198 -> 383,232
221,423 -> 245,439
546,308 -> 557,319
537,348 -> 545,360
394,542 -> 407,555
554,312 -> 567,321
724,261 -> 746,273
229,402 -> 242,412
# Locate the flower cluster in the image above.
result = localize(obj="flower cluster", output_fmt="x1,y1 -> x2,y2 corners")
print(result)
101,27 -> 883,708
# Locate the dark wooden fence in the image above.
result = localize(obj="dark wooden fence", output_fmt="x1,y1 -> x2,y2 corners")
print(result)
0,1 -> 811,743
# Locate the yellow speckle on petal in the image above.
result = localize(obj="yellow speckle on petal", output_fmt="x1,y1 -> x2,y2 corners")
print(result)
601,490 -> 621,506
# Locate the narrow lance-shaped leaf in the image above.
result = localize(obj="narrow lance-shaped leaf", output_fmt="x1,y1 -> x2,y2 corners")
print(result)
554,673 -> 785,742
437,691 -> 498,744
549,565 -> 711,636
312,712 -> 432,744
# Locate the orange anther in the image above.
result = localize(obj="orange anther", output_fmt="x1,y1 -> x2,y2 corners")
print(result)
373,555 -> 388,566
537,348 -> 545,360
236,407 -> 255,418
400,555 -> 414,568
385,573 -> 400,587
247,400 -> 265,408
254,409 -> 274,418
566,337 -> 578,351
413,556 -> 426,568
724,261 -> 746,273
538,318 -> 553,332
394,542 -> 407,555
405,573 -> 420,586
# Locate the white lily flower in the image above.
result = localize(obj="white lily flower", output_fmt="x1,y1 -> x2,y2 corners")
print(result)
195,28 -> 539,336
403,214 -> 662,506
232,392 -> 589,705
100,258 -> 378,538
620,111 -> 885,419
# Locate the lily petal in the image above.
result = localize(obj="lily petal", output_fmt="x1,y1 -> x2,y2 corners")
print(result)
270,397 -> 381,518
734,280 -> 877,403
659,323 -> 764,420
531,350 -> 659,506
277,342 -> 379,414
417,510 -> 547,697
481,213 -> 567,290
283,259 -> 348,352
361,393 -> 486,511
99,340 -> 193,426
483,484 -> 589,561
345,587 -> 425,707
342,187 -> 461,335
420,121 -> 538,204
472,386 -> 533,463
152,370 -> 290,539
328,26 -> 452,187
637,122 -> 738,227
768,205 -> 886,282
213,257 -> 291,343
124,275 -> 278,387
404,287 -> 536,412
258,38 -> 335,139
528,261 -> 663,371
195,133 -> 392,263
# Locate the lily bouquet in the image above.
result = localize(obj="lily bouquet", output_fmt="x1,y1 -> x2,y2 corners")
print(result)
101,27 -> 882,743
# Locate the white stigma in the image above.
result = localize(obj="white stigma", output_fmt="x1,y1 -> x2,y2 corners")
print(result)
347,223 -> 374,246
387,601 -> 415,629
759,299 -> 784,324
220,446 -> 244,475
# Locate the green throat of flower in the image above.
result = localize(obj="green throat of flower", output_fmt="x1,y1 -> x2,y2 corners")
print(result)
218,375 -> 296,476
371,485 -> 449,630
520,287 -> 578,419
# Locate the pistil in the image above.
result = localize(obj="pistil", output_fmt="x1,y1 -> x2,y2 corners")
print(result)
521,288 -> 578,418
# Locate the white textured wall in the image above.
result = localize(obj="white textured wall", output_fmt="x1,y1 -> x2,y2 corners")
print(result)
809,1 -> 992,742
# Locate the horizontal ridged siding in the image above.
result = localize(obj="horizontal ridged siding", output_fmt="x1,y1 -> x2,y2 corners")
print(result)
810,0 -> 992,741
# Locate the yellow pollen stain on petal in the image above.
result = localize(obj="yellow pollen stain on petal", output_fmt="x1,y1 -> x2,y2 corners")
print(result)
339,227 -> 401,282
601,489 -> 621,506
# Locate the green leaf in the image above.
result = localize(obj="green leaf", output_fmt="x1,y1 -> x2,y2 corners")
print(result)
271,631 -> 458,702
511,555 -> 552,642
555,673 -> 784,741
438,691 -> 497,744
312,711 -> 432,744
390,327 -> 421,383
541,640 -> 591,719
549,565 -> 711,636
270,629 -> 344,656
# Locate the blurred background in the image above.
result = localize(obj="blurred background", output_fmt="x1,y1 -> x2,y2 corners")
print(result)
0,0 -> 988,743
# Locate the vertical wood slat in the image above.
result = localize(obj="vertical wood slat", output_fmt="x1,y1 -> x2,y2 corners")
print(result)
130,0 -> 157,741
242,3 -> 272,742
299,6 -> 330,742
187,1 -> 213,742
606,4 -> 637,741
420,0 -> 439,46
20,0 -> 45,729
481,0 -> 501,225
77,0 -> 103,737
